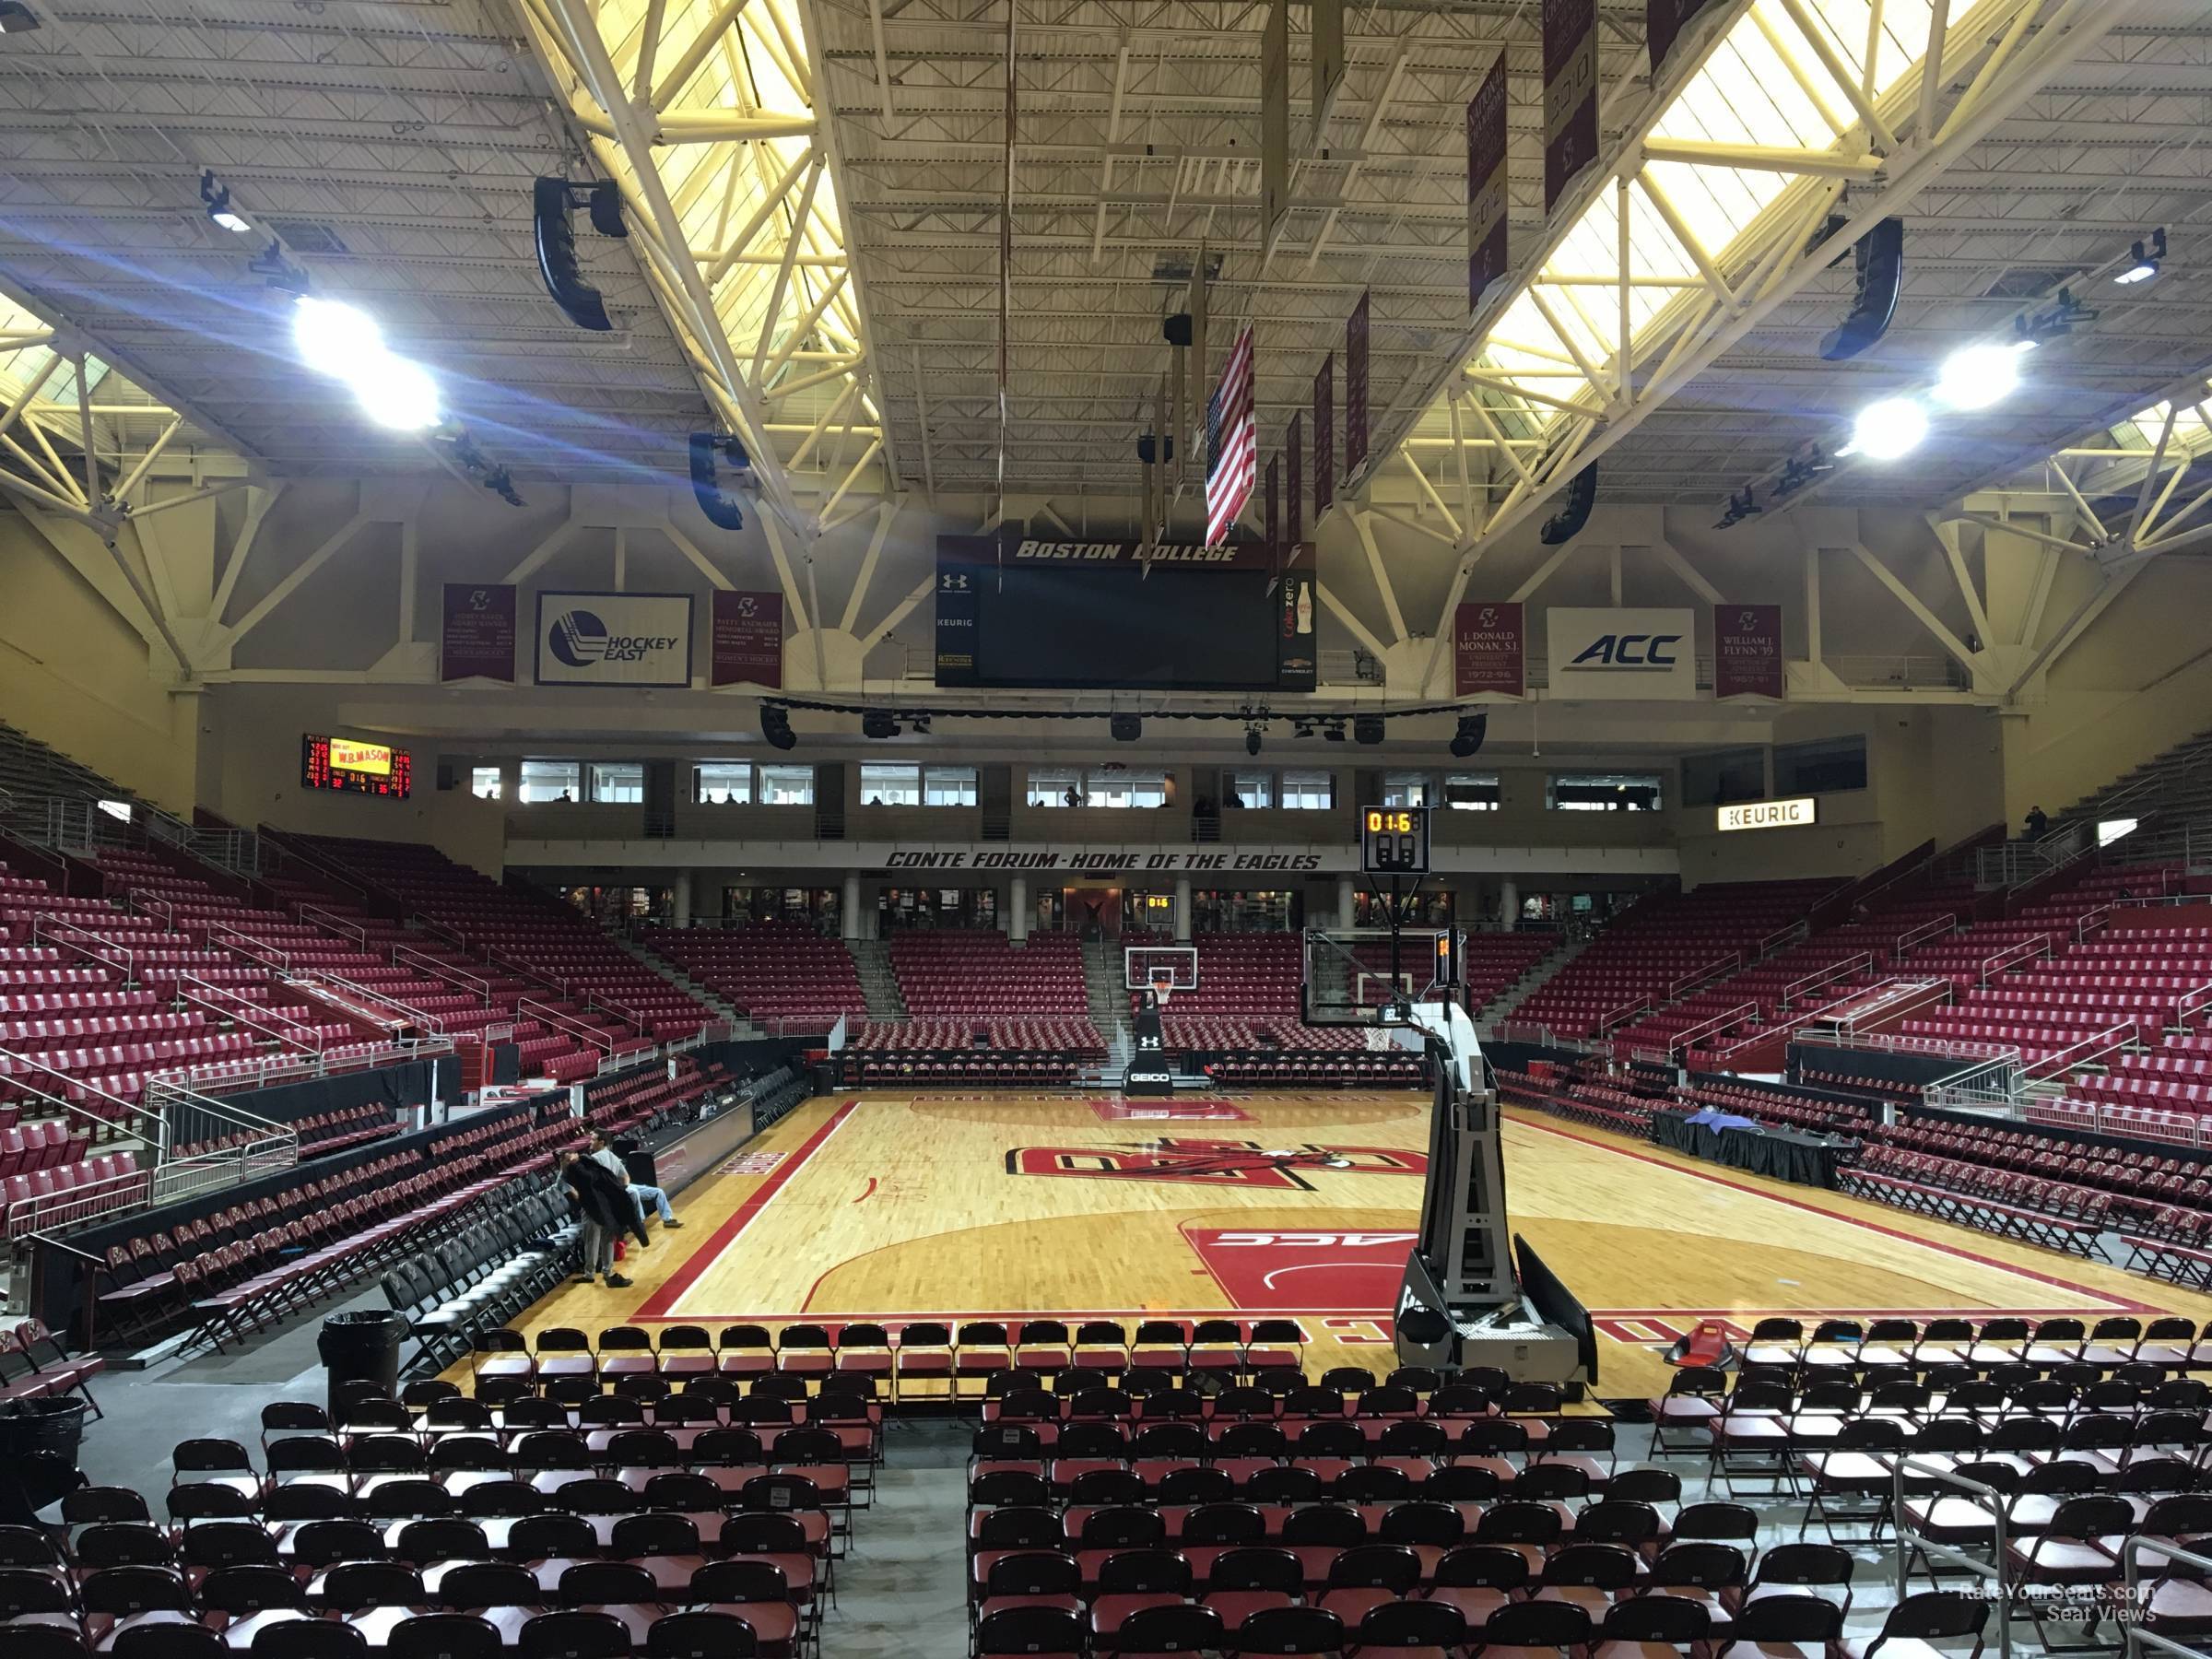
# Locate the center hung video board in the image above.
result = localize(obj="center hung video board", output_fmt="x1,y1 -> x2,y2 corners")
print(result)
933,532 -> 1318,691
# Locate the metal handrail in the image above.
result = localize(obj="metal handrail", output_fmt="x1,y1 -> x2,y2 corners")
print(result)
1893,915 -> 1959,958
1782,953 -> 1872,1006
1665,953 -> 1743,1002
1668,999 -> 1759,1058
1979,933 -> 2052,988
0,1043 -> 160,1152
1757,921 -> 1809,958
32,915 -> 132,979
1889,1456 -> 2012,1659
2,1159 -> 153,1238
206,921 -> 290,973
2024,1019 -> 2139,1083
392,944 -> 491,1001
518,995 -> 614,1053
166,1035 -> 453,1099
124,888 -> 179,934
177,984 -> 324,1052
306,971 -> 448,1036
2124,1536 -> 2212,1659
296,903 -> 367,946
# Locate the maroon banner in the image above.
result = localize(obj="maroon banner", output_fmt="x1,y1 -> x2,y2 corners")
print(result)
1264,454 -> 1280,577
1468,56 -> 1510,310
1542,0 -> 1599,212
1312,353 -> 1335,517
1287,412 -> 1303,547
711,590 -> 784,688
440,583 -> 515,683
1648,0 -> 1717,76
1714,603 -> 1784,700
1453,600 -> 1525,698
1345,289 -> 1371,483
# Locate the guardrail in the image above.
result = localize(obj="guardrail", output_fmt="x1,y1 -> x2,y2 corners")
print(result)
177,980 -> 326,1052
2,1159 -> 154,1240
1924,1053 -> 2024,1115
2180,981 -> 2212,1028
124,888 -> 179,933
296,903 -> 366,946
1889,1457 -> 2012,1659
1668,1000 -> 1758,1058
1594,998 -> 1653,1037
142,1075 -> 296,1196
310,971 -> 448,1036
1978,932 -> 2052,988
1757,922 -> 1808,958
2024,1019 -> 2139,1083
163,1035 -> 453,1099
1665,954 -> 1743,1002
393,945 -> 491,1001
206,921 -> 290,974
0,1043 -> 161,1153
519,995 -> 615,1053
1782,953 -> 1871,1007
32,915 -> 132,979
2125,1536 -> 2212,1659
2022,1095 -> 2208,1147
1892,915 -> 1959,959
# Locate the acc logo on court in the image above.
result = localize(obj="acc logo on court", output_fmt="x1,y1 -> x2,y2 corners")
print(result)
1005,1137 -> 1425,1190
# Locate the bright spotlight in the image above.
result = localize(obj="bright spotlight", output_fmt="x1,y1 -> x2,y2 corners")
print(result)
351,355 -> 441,431
201,171 -> 250,234
2115,230 -> 2165,287
1851,396 -> 1928,462
1934,343 -> 2021,412
293,298 -> 382,378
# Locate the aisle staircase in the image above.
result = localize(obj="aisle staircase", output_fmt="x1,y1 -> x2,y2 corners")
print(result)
622,934 -> 739,1024
1479,932 -> 1587,1034
849,939 -> 908,1021
1082,937 -> 1133,1065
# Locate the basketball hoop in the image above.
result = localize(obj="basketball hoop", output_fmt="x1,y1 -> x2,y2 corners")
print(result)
1147,971 -> 1177,1009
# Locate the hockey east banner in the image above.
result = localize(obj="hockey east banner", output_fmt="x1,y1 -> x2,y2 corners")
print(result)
1713,603 -> 1784,700
1453,601 -> 1525,697
534,592 -> 693,688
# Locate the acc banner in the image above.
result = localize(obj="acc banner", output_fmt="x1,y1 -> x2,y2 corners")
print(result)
1542,0 -> 1599,212
1713,603 -> 1783,700
535,592 -> 694,688
441,583 -> 515,683
1345,290 -> 1371,482
1467,56 -> 1510,310
1312,355 -> 1334,516
1453,601 -> 1525,697
1648,0 -> 1717,76
711,591 -> 783,688
1546,606 -> 1696,700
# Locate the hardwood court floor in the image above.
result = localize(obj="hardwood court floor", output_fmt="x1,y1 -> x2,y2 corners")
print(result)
510,1091 -> 2212,1400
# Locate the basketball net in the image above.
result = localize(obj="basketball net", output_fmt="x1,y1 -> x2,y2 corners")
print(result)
1147,971 -> 1177,1009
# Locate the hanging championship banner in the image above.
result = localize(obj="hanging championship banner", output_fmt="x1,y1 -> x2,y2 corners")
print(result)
440,583 -> 515,683
1265,454 -> 1280,577
1287,412 -> 1303,547
1648,0 -> 1718,76
1467,56 -> 1511,310
1345,289 -> 1371,483
1454,601 -> 1525,698
711,591 -> 783,688
1259,0 -> 1290,257
1713,603 -> 1784,700
1312,354 -> 1335,516
1185,240 -> 1207,484
1543,0 -> 1599,212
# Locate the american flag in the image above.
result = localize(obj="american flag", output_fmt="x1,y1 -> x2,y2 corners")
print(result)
1205,324 -> 1256,545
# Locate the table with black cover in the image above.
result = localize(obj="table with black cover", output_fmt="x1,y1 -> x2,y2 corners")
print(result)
1650,1109 -> 1856,1188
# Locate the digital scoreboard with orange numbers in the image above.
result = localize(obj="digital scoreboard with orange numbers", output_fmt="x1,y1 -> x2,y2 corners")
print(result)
301,735 -> 412,798
1359,805 -> 1429,874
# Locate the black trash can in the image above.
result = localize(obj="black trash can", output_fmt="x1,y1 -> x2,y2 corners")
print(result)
317,1309 -> 406,1418
0,1402 -> 88,1526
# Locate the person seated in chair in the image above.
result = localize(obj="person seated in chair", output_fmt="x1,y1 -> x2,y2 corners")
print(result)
558,1147 -> 645,1288
589,1130 -> 683,1230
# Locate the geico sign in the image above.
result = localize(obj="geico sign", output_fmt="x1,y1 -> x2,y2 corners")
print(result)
1569,632 -> 1682,667
1717,796 -> 1818,832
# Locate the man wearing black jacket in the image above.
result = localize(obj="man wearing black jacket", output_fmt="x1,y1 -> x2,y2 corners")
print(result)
559,1147 -> 648,1288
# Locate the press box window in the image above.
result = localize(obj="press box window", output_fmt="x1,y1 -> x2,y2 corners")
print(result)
758,764 -> 815,806
860,764 -> 922,806
924,766 -> 978,806
694,763 -> 753,805
1444,773 -> 1500,811
588,762 -> 643,804
1227,770 -> 1274,808
1681,747 -> 1764,807
1774,735 -> 1868,795
1088,770 -> 1169,809
469,766 -> 502,801
518,759 -> 581,803
1381,771 -> 1434,808
1549,773 -> 1664,811
1029,768 -> 1083,806
1280,770 -> 1334,810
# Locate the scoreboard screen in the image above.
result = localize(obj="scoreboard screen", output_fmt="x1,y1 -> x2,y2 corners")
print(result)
1360,806 -> 1430,875
302,735 -> 412,798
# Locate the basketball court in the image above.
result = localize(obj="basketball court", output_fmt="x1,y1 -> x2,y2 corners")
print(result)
505,1089 -> 2212,1401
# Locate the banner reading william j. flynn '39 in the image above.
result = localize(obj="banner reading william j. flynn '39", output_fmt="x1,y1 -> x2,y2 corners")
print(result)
535,592 -> 695,688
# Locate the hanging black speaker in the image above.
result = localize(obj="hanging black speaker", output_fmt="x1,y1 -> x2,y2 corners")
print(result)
1163,312 -> 1194,347
1539,464 -> 1597,546
534,177 -> 614,332
689,433 -> 752,531
1818,217 -> 1904,361
1136,434 -> 1175,465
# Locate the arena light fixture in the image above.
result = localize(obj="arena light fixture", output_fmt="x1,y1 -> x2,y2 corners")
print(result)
1933,343 -> 2025,412
200,171 -> 250,234
350,354 -> 441,432
760,703 -> 796,751
1450,712 -> 1488,759
1245,724 -> 1264,757
292,298 -> 382,377
2115,229 -> 2165,287
1353,715 -> 1385,746
1846,396 -> 1928,463
1110,712 -> 1142,743
861,710 -> 899,740
291,296 -> 442,433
